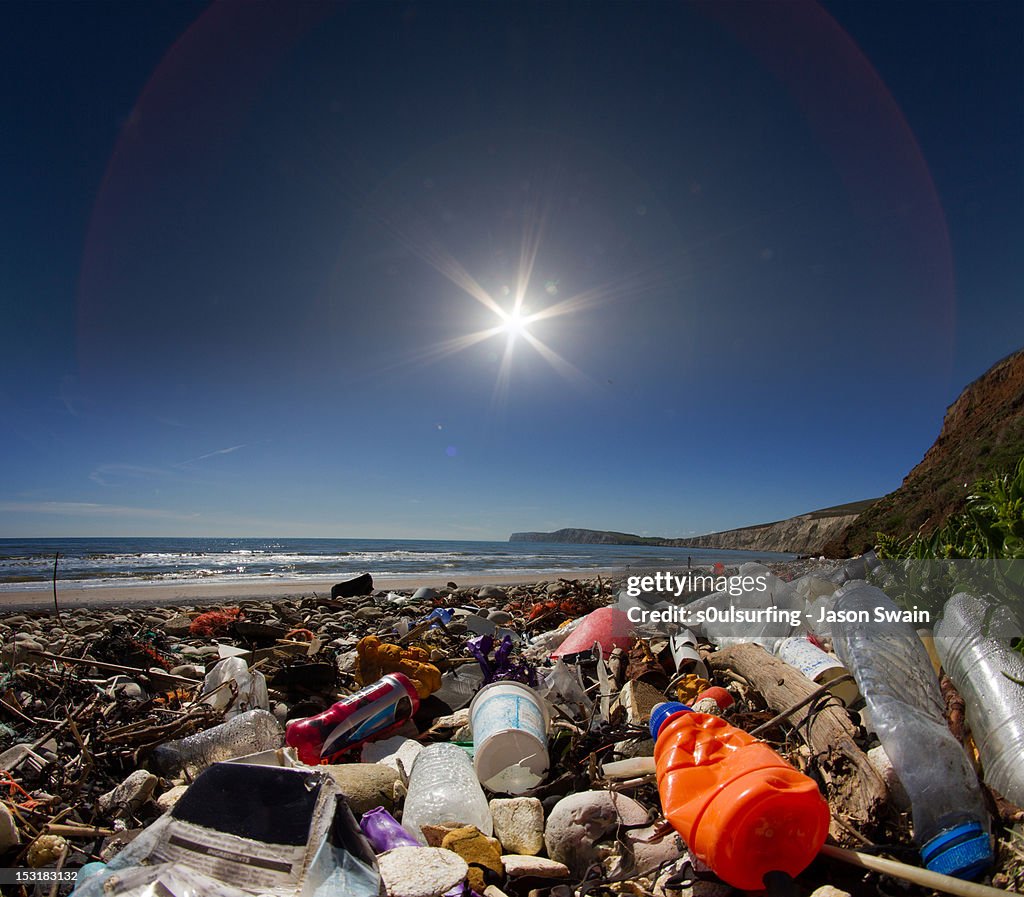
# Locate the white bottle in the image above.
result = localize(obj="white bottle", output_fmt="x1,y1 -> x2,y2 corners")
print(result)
832,586 -> 992,880
401,743 -> 492,843
935,591 -> 1024,807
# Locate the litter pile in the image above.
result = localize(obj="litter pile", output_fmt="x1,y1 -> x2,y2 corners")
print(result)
1,562 -> 1022,896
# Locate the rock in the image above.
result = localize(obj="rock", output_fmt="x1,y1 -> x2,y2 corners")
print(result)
331,574 -> 374,599
355,607 -> 381,622
378,846 -> 468,897
616,824 -> 686,877
155,784 -> 189,812
477,586 -> 507,601
419,823 -> 462,847
490,797 -> 544,855
321,763 -> 402,815
412,587 -> 437,601
96,770 -> 158,817
362,736 -> 423,778
2,639 -> 44,666
810,888 -> 853,897
543,790 -> 650,876
488,611 -> 513,625
0,802 -> 20,850
501,855 -> 570,879
441,825 -> 503,891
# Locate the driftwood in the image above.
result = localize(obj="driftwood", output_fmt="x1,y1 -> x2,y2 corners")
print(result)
707,643 -> 888,843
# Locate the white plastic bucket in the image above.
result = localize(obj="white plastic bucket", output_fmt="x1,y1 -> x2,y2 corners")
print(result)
469,681 -> 549,795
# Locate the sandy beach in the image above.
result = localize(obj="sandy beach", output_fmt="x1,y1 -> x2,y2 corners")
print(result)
0,570 -> 623,613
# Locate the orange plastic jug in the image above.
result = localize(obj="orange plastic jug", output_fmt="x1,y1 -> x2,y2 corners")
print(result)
650,702 -> 829,890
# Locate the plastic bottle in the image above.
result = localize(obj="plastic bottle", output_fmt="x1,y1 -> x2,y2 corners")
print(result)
400,743 -> 493,843
935,591 -> 1024,807
286,673 -> 420,766
150,709 -> 284,778
831,585 -> 992,880
650,701 -> 830,891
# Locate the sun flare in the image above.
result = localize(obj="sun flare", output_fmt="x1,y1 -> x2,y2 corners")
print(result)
498,308 -> 531,338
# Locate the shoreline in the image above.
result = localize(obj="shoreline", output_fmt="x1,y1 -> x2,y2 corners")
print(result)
0,569 -> 624,613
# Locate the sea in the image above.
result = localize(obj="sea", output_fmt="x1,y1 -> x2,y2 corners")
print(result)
0,537 -> 797,592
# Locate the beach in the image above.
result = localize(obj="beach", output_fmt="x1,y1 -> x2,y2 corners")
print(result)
0,571 -> 622,613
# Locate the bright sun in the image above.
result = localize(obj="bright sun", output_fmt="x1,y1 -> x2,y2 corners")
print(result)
498,308 -> 530,338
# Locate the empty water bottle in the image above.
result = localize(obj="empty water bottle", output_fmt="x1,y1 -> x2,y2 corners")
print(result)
400,743 -> 492,843
832,585 -> 992,880
150,709 -> 284,778
935,591 -> 1024,806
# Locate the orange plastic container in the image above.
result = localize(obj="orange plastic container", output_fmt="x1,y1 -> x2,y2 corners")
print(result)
651,702 -> 829,890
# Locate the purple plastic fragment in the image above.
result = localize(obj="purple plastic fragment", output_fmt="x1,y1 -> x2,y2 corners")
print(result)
359,806 -> 420,852
466,634 -> 536,687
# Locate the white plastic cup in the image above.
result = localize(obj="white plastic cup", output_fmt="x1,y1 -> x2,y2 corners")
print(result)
469,681 -> 549,795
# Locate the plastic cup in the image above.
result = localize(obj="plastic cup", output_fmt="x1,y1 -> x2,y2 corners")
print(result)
469,681 -> 550,794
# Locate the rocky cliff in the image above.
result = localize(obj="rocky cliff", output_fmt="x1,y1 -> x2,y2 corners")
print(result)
510,500 -> 877,555
825,347 -> 1024,557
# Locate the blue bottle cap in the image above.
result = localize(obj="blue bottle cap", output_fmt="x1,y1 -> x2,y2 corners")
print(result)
921,821 -> 992,880
649,702 -> 692,739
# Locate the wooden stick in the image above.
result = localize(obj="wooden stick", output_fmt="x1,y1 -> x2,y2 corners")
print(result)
37,652 -> 200,685
820,844 -> 1008,897
52,552 -> 62,624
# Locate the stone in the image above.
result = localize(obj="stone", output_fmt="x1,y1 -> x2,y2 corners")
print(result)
321,762 -> 402,815
420,823 -> 462,847
361,736 -> 423,778
2,639 -> 44,666
810,888 -> 852,897
96,770 -> 158,817
501,855 -> 570,879
477,586 -> 507,601
155,784 -> 189,813
543,790 -> 650,876
489,797 -> 544,855
487,611 -> 513,625
0,802 -> 20,850
441,825 -> 503,891
378,846 -> 468,897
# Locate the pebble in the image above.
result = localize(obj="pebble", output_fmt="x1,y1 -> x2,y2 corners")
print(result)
155,784 -> 189,812
810,888 -> 853,897
489,797 -> 544,855
322,763 -> 403,815
96,769 -> 158,817
362,736 -> 423,778
544,790 -> 650,876
378,846 -> 468,897
441,825 -> 503,891
501,855 -> 570,879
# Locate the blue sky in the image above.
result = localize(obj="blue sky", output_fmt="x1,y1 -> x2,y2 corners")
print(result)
2,1 -> 1022,540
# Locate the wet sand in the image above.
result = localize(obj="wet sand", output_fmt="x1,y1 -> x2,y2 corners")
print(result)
0,570 -> 622,612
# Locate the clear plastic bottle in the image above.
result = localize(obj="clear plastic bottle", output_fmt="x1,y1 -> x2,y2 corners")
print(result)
400,743 -> 492,843
831,586 -> 992,880
150,709 -> 284,778
935,591 -> 1024,807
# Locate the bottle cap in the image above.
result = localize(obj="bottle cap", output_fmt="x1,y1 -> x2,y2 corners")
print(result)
649,702 -> 692,739
921,821 -> 992,880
